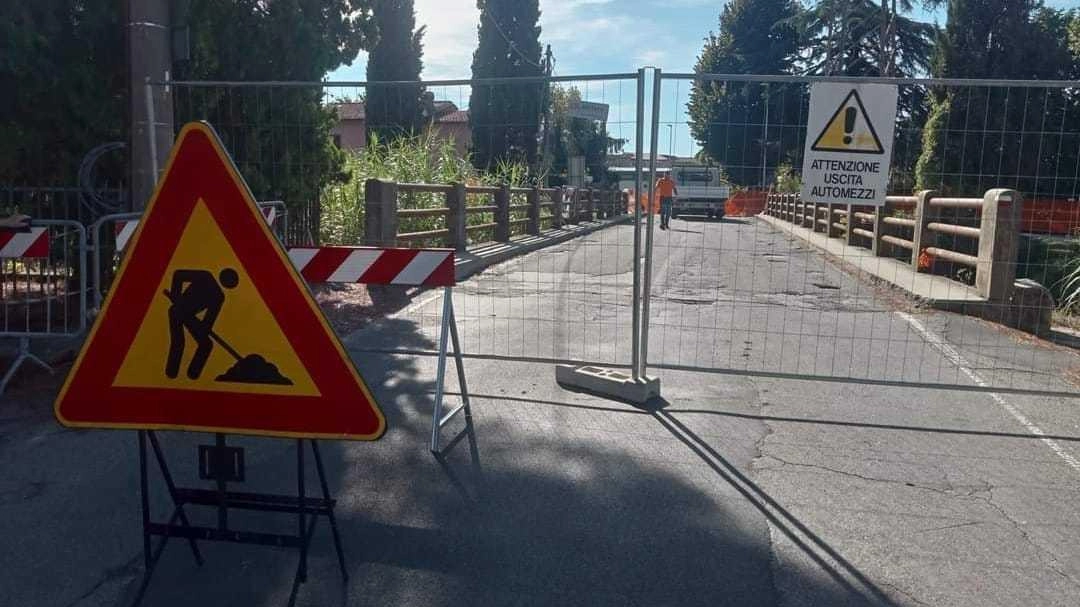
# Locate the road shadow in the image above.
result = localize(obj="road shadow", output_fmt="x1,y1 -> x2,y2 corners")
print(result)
100,317 -> 897,607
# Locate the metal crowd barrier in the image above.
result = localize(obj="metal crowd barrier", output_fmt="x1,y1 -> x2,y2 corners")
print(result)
1,220 -> 87,395
88,201 -> 287,313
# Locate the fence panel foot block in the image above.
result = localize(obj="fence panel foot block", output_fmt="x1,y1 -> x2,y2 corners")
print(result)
555,364 -> 660,405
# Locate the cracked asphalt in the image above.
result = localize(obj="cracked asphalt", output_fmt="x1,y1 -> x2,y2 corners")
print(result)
3,216 -> 1080,606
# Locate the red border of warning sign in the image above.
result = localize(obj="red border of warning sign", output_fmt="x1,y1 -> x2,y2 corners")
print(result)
54,122 -> 385,440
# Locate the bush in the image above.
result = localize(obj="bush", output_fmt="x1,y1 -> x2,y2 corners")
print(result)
319,133 -> 540,245
774,163 -> 801,193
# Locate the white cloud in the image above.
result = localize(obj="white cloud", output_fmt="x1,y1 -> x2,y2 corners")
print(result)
634,49 -> 666,67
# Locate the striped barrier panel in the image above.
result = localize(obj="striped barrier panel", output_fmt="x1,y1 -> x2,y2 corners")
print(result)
286,246 -> 455,286
0,227 -> 49,258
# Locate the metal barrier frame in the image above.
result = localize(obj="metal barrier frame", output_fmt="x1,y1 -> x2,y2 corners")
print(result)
88,201 -> 288,312
1,219 -> 87,394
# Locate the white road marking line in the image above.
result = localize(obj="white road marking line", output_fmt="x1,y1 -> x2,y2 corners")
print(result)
896,311 -> 1080,475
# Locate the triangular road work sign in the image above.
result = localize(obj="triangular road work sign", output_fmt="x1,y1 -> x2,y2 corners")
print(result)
810,89 -> 885,154
55,122 -> 385,440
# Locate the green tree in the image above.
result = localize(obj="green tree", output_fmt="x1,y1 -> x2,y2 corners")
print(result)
0,2 -> 126,186
686,0 -> 801,186
546,87 -> 615,185
469,0 -> 545,170
366,0 -> 427,141
914,2 -> 1079,197
171,0 -> 374,227
797,0 -> 935,78
2,1 -> 373,227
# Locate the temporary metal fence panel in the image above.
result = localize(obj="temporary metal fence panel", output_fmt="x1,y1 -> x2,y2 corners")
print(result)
1,186 -> 128,225
1,220 -> 87,393
644,71 -> 1080,396
88,201 -> 288,313
158,73 -> 645,368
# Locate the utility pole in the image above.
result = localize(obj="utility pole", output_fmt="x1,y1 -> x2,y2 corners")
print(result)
128,0 -> 174,210
539,44 -> 555,182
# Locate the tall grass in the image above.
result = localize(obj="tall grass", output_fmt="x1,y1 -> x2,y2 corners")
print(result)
319,133 -> 541,245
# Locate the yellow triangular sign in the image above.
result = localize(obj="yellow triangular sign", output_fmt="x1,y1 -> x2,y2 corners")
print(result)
810,89 -> 884,154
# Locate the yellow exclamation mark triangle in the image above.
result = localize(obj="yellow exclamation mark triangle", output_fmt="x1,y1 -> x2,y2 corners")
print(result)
810,90 -> 885,154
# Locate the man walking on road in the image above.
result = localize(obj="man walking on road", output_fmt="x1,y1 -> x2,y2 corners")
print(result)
656,172 -> 677,230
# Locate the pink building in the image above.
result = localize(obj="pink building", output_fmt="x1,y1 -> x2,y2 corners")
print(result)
329,101 -> 470,157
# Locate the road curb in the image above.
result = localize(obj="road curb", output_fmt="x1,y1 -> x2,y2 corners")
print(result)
454,215 -> 632,282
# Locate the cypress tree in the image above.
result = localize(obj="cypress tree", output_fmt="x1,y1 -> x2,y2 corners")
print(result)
469,0 -> 544,169
366,0 -> 426,141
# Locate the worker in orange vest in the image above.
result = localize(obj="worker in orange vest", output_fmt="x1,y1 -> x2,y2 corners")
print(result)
656,172 -> 678,230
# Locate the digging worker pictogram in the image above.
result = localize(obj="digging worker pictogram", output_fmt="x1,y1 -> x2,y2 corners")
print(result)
165,268 -> 239,380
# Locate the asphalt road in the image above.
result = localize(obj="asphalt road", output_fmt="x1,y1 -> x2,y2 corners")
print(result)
2,215 -> 1080,606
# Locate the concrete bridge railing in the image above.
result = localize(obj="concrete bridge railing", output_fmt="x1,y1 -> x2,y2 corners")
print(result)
364,179 -> 626,250
764,189 -> 1054,335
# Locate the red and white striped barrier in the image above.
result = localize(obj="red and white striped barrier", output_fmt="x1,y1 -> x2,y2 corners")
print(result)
114,206 -> 280,252
0,227 -> 49,258
286,246 -> 455,286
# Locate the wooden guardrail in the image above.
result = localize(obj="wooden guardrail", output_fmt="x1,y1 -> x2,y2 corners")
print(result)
364,179 -> 625,249
764,189 -> 1022,301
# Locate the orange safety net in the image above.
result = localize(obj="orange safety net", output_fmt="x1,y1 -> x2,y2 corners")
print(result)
1021,199 -> 1080,235
726,191 -> 768,217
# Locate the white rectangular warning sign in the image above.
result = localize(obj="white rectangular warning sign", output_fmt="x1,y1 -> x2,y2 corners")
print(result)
800,83 -> 898,206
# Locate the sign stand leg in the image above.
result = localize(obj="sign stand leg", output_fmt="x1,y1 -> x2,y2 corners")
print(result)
132,431 -> 204,607
430,286 -> 474,455
310,440 -> 348,579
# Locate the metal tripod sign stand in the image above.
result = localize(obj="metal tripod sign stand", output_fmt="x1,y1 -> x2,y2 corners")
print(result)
132,432 -> 346,607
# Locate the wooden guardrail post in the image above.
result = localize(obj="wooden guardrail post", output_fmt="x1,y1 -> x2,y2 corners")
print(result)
527,186 -> 541,236
364,178 -> 398,246
976,188 -> 1022,301
495,184 -> 511,242
911,189 -> 939,269
827,204 -> 841,237
446,182 -> 467,250
872,201 -> 889,256
845,204 -> 856,245
567,189 -> 579,225
553,188 -> 565,228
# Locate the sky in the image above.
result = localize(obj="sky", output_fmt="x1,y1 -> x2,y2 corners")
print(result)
328,0 -> 726,157
328,0 -> 1075,158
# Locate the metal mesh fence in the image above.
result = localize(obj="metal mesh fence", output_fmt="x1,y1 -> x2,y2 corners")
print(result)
161,74 -> 644,366
645,72 -> 1080,395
